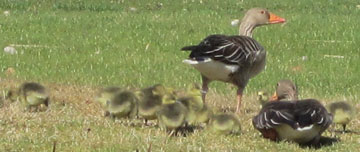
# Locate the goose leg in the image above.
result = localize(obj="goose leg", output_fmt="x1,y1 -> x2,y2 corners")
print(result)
236,89 -> 243,113
201,75 -> 210,103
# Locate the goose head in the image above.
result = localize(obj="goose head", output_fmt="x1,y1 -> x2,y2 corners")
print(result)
239,8 -> 286,37
271,79 -> 298,101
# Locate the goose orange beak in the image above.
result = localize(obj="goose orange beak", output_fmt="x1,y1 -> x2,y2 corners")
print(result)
269,92 -> 278,101
269,13 -> 286,24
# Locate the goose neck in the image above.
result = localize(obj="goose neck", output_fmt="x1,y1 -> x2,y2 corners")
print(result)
238,20 -> 257,37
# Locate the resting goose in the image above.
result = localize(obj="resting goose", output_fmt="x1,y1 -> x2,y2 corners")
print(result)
181,8 -> 285,113
270,79 -> 298,101
328,101 -> 354,133
252,99 -> 333,145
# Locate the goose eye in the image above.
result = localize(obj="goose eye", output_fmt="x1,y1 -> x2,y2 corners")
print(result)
260,10 -> 265,14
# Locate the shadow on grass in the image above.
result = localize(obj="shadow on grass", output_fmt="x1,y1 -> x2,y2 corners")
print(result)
300,136 -> 340,149
167,125 -> 204,137
220,107 -> 254,114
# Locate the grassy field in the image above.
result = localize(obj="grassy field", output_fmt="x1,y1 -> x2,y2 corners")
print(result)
0,0 -> 360,151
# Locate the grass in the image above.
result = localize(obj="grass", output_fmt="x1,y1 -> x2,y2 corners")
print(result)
0,0 -> 360,151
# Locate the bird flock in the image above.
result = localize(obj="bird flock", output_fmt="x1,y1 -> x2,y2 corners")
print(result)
2,82 -> 242,136
0,7 -> 356,148
179,7 -> 356,146
0,79 -> 354,147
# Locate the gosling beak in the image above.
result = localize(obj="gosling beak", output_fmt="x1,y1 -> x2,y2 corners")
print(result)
268,13 -> 286,24
257,92 -> 263,100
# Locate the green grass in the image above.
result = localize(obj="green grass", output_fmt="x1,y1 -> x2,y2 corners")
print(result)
0,0 -> 360,151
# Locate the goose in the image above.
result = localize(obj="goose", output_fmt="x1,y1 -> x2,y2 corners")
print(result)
194,104 -> 213,125
137,84 -> 174,125
94,86 -> 123,116
181,8 -> 286,113
156,93 -> 188,131
257,91 -> 270,107
270,79 -> 298,101
328,101 -> 354,133
177,83 -> 204,125
252,99 -> 333,145
106,90 -> 139,119
18,82 -> 50,111
209,113 -> 241,135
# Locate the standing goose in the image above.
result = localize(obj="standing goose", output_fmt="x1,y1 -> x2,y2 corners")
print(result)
252,99 -> 333,145
106,90 -> 139,119
137,84 -> 174,125
94,86 -> 123,116
194,104 -> 213,124
156,93 -> 188,132
328,101 -> 354,133
209,113 -> 241,135
270,79 -> 298,101
177,83 -> 204,125
181,8 -> 286,113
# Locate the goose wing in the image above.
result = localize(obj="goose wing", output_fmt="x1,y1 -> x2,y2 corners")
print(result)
294,99 -> 333,129
181,34 -> 264,65
252,101 -> 298,130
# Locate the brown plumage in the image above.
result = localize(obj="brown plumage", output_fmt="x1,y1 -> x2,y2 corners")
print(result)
253,99 -> 333,145
181,8 -> 285,113
270,79 -> 298,101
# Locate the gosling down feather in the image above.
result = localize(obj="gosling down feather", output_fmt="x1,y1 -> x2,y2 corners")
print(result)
157,94 -> 188,131
94,86 -> 123,116
177,84 -> 205,125
328,101 -> 354,132
209,113 -> 241,135
137,84 -> 174,125
18,82 -> 50,111
106,90 -> 138,119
